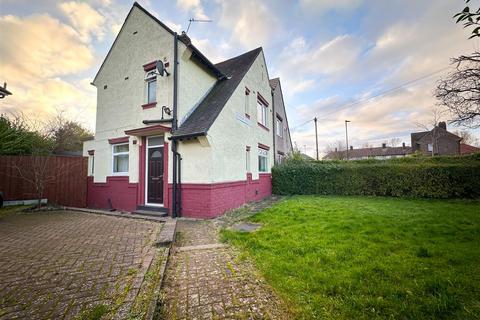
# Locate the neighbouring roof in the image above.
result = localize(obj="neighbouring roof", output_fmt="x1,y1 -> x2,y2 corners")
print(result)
269,78 -> 280,90
324,146 -> 412,160
93,2 -> 225,84
172,47 -> 263,139
411,126 -> 462,144
460,143 -> 480,154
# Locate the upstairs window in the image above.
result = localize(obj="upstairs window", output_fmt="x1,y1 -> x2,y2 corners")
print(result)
257,96 -> 268,127
112,143 -> 129,174
145,71 -> 157,104
276,117 -> 283,137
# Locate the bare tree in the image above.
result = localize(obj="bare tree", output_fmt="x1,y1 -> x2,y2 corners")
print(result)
324,140 -> 346,160
453,129 -> 480,146
389,137 -> 402,147
436,52 -> 480,128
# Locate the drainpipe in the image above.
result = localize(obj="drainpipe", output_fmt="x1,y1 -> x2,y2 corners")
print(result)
171,32 -> 179,218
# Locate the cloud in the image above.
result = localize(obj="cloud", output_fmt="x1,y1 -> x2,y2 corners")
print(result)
0,13 -> 97,130
59,1 -> 106,43
176,0 -> 209,19
300,0 -> 362,13
216,0 -> 279,49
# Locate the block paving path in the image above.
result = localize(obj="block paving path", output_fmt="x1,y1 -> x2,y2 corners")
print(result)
160,217 -> 289,319
0,210 -> 162,319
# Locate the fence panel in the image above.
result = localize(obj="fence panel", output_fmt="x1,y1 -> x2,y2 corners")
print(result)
0,155 -> 88,207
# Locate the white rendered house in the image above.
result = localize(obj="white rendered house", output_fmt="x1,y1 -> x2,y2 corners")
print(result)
83,2 -> 292,218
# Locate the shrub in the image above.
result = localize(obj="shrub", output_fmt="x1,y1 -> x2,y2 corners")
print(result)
272,155 -> 480,198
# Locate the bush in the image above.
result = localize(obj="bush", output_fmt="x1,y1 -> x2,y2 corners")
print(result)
272,154 -> 480,198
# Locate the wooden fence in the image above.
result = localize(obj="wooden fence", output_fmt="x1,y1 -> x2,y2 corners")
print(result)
0,155 -> 88,207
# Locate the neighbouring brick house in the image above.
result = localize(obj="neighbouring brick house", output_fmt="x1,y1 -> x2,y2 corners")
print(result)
323,143 -> 412,160
411,122 -> 462,156
82,2 -> 292,218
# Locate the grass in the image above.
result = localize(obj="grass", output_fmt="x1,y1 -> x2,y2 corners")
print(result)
221,196 -> 480,320
0,205 -> 28,219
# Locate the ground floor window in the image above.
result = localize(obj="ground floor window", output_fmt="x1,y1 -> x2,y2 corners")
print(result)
258,148 -> 268,172
89,155 -> 94,175
112,143 -> 129,174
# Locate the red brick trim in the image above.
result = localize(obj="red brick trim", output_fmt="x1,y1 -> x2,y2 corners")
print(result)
87,150 -> 95,155
143,61 -> 156,71
124,124 -> 171,136
257,122 -> 269,131
142,102 -> 157,109
257,92 -> 269,106
258,143 -> 270,150
108,136 -> 129,144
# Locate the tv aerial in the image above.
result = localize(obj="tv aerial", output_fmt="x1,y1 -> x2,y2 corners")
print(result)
186,18 -> 212,34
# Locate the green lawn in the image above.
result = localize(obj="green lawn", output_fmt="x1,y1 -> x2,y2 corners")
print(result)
221,196 -> 480,319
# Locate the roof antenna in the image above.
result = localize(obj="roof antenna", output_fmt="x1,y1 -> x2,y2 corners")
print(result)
186,18 -> 212,34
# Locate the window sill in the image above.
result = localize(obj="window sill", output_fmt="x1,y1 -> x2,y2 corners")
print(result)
257,122 -> 269,131
142,102 -> 157,109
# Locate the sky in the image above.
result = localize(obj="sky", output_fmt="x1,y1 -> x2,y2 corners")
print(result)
0,0 -> 479,157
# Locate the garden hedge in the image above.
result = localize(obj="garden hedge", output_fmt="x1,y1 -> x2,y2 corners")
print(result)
272,154 -> 480,198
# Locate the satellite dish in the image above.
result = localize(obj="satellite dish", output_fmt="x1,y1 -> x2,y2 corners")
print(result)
155,60 -> 165,76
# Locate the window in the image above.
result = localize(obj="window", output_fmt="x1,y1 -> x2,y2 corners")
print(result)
257,97 -> 268,127
145,71 -> 157,104
246,147 -> 251,172
258,148 -> 268,172
112,143 -> 129,174
276,117 -> 283,137
245,88 -> 250,116
90,155 -> 94,175
427,143 -> 433,152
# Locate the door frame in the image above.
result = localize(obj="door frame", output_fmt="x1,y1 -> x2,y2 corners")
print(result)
145,135 -> 164,207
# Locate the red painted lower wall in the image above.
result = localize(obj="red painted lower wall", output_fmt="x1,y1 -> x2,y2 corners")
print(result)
87,176 -> 138,212
169,173 -> 272,219
87,173 -> 272,219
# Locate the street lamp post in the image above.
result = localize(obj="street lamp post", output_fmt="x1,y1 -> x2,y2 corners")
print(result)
345,120 -> 350,160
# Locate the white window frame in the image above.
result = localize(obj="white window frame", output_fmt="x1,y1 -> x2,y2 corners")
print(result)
112,143 -> 129,175
257,97 -> 268,127
258,148 -> 268,173
145,71 -> 157,104
246,148 -> 251,172
276,117 -> 283,137
145,136 -> 164,207
89,155 -> 94,176
427,143 -> 433,152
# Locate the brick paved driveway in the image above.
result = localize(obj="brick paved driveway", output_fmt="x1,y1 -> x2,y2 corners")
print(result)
0,210 -> 162,319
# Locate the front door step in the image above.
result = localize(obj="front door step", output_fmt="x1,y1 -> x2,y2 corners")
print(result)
134,205 -> 168,217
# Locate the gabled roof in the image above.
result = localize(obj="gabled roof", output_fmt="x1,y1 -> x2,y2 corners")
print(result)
93,2 -> 224,84
172,47 -> 263,139
411,126 -> 462,144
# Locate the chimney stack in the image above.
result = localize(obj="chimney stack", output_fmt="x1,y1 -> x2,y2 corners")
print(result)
402,142 -> 406,148
438,121 -> 447,130
350,146 -> 353,150
382,143 -> 387,148
335,147 -> 338,152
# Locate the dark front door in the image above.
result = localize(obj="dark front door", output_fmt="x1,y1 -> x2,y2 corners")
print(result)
147,146 -> 164,204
